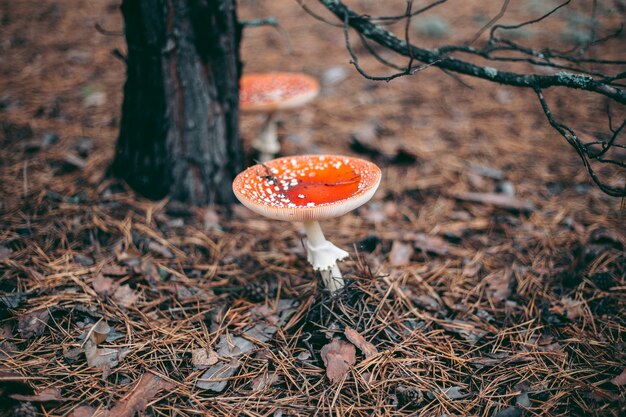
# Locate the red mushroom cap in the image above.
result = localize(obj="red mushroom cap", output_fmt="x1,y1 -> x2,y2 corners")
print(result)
233,155 -> 382,221
239,72 -> 320,113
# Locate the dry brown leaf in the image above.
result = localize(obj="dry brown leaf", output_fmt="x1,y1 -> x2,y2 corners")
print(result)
344,327 -> 378,358
0,324 -> 17,358
148,241 -> 174,258
84,341 -> 128,375
0,245 -> 11,260
485,269 -> 513,302
197,358 -> 240,392
92,274 -> 117,296
558,297 -> 585,320
611,368 -> 626,386
69,406 -> 96,417
112,284 -> 139,308
192,348 -> 219,369
10,387 -> 63,402
0,369 -> 28,381
320,338 -> 356,383
108,372 -> 174,417
101,264 -> 127,277
250,371 -> 280,391
462,260 -> 482,278
139,258 -> 161,282
17,309 -> 49,339
442,385 -> 469,400
405,232 -> 449,256
389,241 -> 413,266
453,192 -> 535,212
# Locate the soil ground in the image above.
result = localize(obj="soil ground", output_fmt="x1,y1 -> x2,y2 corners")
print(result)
0,1 -> 625,416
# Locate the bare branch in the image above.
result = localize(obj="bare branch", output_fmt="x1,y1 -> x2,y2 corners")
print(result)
316,0 -> 626,104
467,0 -> 510,47
489,0 -> 571,41
363,0 -> 448,23
534,88 -> 623,196
308,0 -> 626,197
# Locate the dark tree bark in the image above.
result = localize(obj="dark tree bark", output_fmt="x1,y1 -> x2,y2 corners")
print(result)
110,0 -> 243,205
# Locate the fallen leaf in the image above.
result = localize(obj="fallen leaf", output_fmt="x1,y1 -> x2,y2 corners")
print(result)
462,260 -> 482,278
216,335 -> 255,358
112,284 -> 139,308
611,367 -> 626,386
192,348 -> 219,369
485,269 -> 514,302
244,324 -> 277,343
63,346 -> 84,361
321,338 -> 356,383
453,191 -> 534,213
440,319 -> 487,344
148,241 -> 174,259
74,254 -> 94,266
139,258 -> 161,282
0,324 -> 17,357
250,371 -> 280,391
92,274 -> 117,296
196,301 -> 297,392
108,372 -> 173,417
516,391 -> 531,408
0,369 -> 29,381
196,334 -> 254,392
344,327 -> 378,358
84,341 -> 128,376
10,387 -> 64,402
412,294 -> 440,311
69,406 -> 96,417
361,202 -> 387,223
405,232 -> 449,256
101,264 -> 127,277
494,406 -> 522,417
17,309 -> 49,339
250,299 -> 297,326
558,296 -> 584,320
0,245 -> 11,260
441,385 -> 469,400
197,358 -> 240,392
389,241 -> 413,266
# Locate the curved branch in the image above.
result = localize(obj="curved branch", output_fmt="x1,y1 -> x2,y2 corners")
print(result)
534,88 -> 624,197
310,0 -> 625,197
316,0 -> 626,104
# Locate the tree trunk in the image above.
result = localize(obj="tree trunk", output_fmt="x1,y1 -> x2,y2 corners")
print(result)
110,0 -> 243,205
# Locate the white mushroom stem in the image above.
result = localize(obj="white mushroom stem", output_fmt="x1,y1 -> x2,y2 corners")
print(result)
251,112 -> 279,163
303,220 -> 348,293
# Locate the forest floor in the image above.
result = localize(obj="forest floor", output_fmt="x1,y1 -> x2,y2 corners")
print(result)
1,0 -> 625,416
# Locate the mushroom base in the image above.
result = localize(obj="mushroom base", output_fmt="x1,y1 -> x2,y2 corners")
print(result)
304,221 -> 348,293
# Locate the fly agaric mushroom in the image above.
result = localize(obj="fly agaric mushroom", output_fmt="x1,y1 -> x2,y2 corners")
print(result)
240,73 -> 320,162
233,155 -> 381,293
